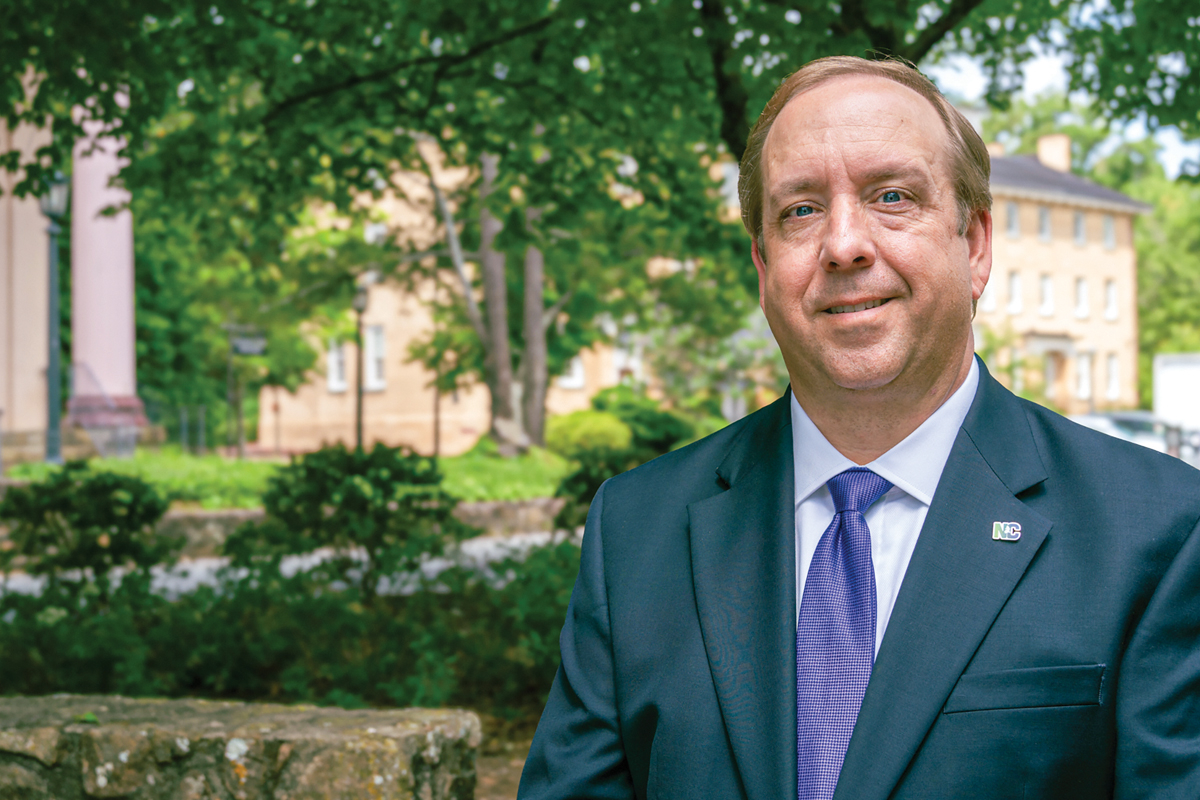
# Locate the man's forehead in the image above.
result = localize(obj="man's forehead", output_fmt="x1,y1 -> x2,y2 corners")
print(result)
762,75 -> 950,183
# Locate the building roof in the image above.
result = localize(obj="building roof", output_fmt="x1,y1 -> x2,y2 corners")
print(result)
989,155 -> 1150,214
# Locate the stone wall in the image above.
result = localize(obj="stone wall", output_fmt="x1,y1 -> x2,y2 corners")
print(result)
0,695 -> 480,800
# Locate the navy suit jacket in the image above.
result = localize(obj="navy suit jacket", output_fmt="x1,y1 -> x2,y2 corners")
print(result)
519,363 -> 1200,799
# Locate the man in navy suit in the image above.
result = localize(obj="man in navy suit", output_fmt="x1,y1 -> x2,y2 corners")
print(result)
518,56 -> 1200,799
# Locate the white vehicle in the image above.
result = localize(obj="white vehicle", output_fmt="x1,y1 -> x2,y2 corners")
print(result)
1153,354 -> 1200,466
1068,412 -> 1168,453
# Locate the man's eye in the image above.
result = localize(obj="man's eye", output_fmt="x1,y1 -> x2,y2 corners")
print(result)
790,205 -> 814,217
881,190 -> 902,203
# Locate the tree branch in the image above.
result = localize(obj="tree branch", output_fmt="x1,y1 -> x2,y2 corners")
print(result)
903,0 -> 989,63
409,133 -> 490,349
697,0 -> 751,158
262,13 -> 558,128
541,290 -> 573,334
838,0 -> 897,54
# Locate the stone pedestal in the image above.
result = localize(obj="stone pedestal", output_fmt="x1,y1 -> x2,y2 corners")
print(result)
0,695 -> 481,799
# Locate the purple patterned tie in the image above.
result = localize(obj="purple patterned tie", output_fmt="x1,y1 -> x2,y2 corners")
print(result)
796,467 -> 892,800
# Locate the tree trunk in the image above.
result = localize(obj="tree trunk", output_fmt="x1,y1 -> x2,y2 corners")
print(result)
522,243 -> 548,447
479,153 -> 528,455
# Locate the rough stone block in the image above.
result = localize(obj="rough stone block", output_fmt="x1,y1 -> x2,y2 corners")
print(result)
0,695 -> 480,799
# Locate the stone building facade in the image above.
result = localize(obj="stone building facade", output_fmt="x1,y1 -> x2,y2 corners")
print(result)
975,135 -> 1147,413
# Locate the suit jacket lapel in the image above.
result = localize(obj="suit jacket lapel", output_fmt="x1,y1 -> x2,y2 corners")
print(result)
688,394 -> 797,800
835,363 -> 1053,800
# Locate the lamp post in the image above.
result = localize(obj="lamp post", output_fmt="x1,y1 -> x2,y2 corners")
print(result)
352,284 -> 369,451
39,171 -> 70,465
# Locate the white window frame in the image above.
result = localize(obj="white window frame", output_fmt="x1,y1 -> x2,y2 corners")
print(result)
556,356 -> 586,390
1038,206 -> 1052,242
327,339 -> 347,393
1006,201 -> 1020,238
1076,352 -> 1093,401
1074,277 -> 1090,319
364,324 -> 386,391
1106,353 -> 1120,401
1103,215 -> 1116,250
1074,211 -> 1086,246
1006,270 -> 1023,315
1038,274 -> 1054,317
1104,279 -> 1119,321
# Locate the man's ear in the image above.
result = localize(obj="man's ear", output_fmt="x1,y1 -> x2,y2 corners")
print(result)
966,208 -> 993,306
751,237 -> 769,310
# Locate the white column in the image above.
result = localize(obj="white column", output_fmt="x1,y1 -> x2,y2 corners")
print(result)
68,117 -> 145,434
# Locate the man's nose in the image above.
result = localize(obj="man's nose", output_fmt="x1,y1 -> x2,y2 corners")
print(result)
819,199 -> 876,271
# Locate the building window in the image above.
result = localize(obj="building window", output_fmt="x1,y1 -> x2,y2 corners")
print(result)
1038,274 -> 1054,317
364,325 -> 386,391
1006,202 -> 1020,238
1103,215 -> 1116,249
1106,353 -> 1120,401
556,356 -> 586,390
1074,277 -> 1089,319
1074,212 -> 1086,246
1077,352 -> 1093,401
1038,206 -> 1051,242
1104,279 -> 1118,321
1006,270 -> 1023,315
327,339 -> 347,393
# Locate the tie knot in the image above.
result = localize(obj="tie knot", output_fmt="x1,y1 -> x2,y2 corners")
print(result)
827,468 -> 892,514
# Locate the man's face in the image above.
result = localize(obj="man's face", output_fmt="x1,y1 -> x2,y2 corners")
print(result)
752,75 -> 991,402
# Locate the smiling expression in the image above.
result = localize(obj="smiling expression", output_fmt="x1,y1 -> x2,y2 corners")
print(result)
751,74 -> 991,405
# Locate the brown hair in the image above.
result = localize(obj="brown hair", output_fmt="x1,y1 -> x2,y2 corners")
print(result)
738,56 -> 992,244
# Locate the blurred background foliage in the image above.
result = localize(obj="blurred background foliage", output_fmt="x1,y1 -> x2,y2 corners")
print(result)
4,0 -> 1199,446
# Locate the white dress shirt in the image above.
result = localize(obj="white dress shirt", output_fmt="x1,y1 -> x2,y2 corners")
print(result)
791,358 -> 980,654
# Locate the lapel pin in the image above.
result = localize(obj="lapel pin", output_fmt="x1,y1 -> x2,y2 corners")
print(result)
992,521 -> 1022,542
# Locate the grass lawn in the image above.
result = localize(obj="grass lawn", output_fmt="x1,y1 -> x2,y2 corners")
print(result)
440,446 -> 569,502
6,448 -> 281,509
5,444 -> 570,508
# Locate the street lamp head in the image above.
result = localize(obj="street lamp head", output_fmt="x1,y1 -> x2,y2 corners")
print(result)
39,171 -> 70,219
352,285 -> 369,313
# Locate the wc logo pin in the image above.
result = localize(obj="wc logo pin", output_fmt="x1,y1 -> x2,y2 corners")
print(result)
992,521 -> 1022,542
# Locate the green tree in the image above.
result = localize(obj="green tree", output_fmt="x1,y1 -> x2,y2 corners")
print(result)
1121,170 -> 1200,405
1060,0 -> 1200,176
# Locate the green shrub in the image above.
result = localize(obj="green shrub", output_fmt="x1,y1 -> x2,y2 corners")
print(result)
0,539 -> 582,723
545,410 -> 633,461
551,387 -> 696,529
0,461 -> 174,601
591,385 -> 694,457
222,443 -> 477,604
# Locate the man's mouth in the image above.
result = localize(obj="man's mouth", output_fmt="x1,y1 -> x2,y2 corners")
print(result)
826,298 -> 888,315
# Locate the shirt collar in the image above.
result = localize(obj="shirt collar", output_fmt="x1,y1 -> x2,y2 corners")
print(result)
791,357 -> 980,506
